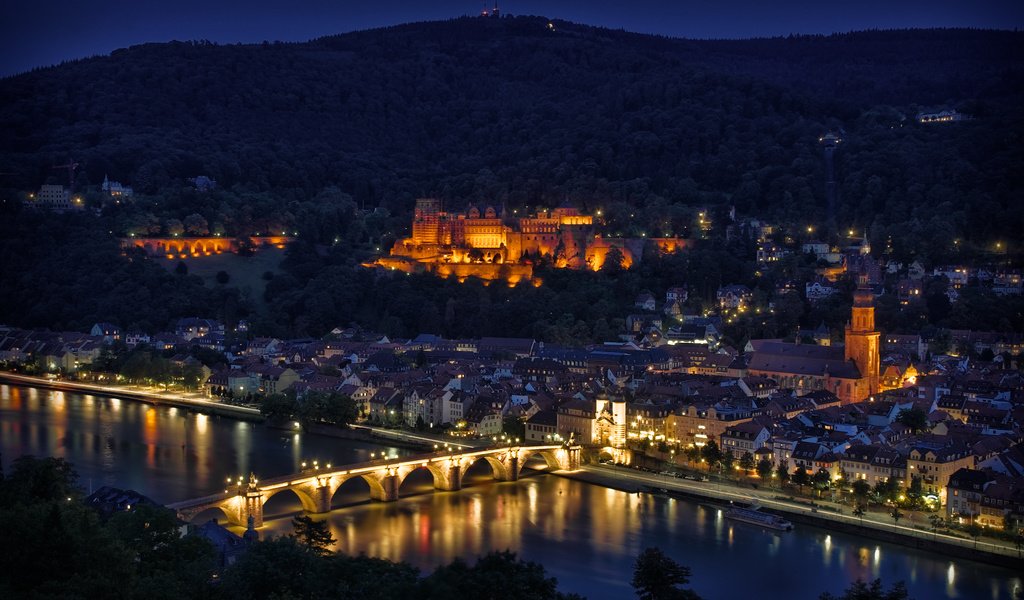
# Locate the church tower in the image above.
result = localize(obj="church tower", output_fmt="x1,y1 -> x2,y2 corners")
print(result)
845,274 -> 880,398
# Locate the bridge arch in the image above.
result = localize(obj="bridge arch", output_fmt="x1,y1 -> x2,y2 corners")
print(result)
262,486 -> 318,515
465,454 -> 510,481
331,473 -> 387,505
516,449 -> 563,477
395,462 -> 448,495
180,504 -> 234,525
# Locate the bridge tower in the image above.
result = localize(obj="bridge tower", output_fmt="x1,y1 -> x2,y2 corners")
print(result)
242,472 -> 264,528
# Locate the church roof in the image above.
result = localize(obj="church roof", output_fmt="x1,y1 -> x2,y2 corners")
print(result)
747,341 -> 861,379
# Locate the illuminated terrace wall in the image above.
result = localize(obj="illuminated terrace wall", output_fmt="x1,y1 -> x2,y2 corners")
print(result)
122,236 -> 294,259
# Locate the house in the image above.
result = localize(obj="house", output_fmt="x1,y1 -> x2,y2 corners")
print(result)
176,318 -> 224,341
720,421 -> 770,456
525,410 -> 558,443
665,287 -> 688,305
805,279 -> 838,303
802,241 -> 842,264
192,519 -> 257,569
627,402 -> 673,441
917,109 -> 967,123
463,399 -> 503,437
90,323 -> 121,342
246,337 -> 283,359
883,334 -> 925,360
32,184 -> 82,211
840,444 -> 904,487
123,331 -> 151,347
717,285 -> 752,310
101,175 -> 134,199
252,366 -> 299,395
513,357 -> 567,383
756,242 -> 791,264
946,468 -> 997,523
896,279 -> 923,305
933,266 -> 969,288
669,400 -> 757,448
478,337 -> 535,358
634,291 -> 656,311
992,271 -> 1022,296
907,442 -> 975,502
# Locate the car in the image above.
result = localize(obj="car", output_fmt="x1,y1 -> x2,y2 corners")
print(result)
682,474 -> 698,481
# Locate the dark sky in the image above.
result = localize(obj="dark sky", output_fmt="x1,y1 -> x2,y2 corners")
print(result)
2,0 -> 1022,77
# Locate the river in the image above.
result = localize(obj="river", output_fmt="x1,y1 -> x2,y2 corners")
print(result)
1,384 -> 1020,600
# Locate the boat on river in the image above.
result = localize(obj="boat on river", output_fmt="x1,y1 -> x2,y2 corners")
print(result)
725,505 -> 793,531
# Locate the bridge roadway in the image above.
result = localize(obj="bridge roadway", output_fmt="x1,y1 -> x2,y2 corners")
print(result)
169,443 -> 581,527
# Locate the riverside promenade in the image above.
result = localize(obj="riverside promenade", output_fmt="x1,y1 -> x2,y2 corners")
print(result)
0,371 -> 262,420
562,463 -> 1024,569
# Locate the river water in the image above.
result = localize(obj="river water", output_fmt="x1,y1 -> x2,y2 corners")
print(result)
1,384 -> 1020,600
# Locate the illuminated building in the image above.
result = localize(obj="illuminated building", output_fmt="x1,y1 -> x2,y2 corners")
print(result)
373,198 -> 689,283
748,274 -> 880,404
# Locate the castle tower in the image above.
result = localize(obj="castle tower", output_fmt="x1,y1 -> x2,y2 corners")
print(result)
845,273 -> 880,398
412,198 -> 442,245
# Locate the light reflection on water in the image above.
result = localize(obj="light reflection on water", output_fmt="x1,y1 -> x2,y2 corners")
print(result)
1,384 -> 1021,600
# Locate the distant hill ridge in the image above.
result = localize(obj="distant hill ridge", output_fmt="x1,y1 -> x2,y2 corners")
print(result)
1,16 -> 1021,241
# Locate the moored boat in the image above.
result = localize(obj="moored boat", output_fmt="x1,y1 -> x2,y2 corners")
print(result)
725,505 -> 793,531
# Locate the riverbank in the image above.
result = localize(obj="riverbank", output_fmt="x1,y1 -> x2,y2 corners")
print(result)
557,465 -> 1024,570
0,371 -> 262,421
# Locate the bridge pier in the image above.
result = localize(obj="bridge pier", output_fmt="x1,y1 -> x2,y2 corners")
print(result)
243,490 -> 264,528
311,483 -> 334,514
433,464 -> 463,491
369,474 -> 400,502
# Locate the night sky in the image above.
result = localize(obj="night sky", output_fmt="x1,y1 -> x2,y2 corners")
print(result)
2,0 -> 1022,77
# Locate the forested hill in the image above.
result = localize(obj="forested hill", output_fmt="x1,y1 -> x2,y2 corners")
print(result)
2,16 -> 1023,246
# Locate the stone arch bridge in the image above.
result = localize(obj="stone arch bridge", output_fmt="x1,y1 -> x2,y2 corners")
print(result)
168,444 -> 580,528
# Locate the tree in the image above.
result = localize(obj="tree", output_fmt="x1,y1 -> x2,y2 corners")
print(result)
183,213 -> 209,236
895,408 -> 929,434
792,466 -> 809,491
890,507 -> 903,526
739,452 -> 755,474
700,441 -> 722,470
421,550 -> 581,600
775,462 -> 790,487
819,579 -> 909,600
906,476 -> 924,509
813,468 -> 832,496
165,219 -> 185,237
852,479 -> 871,504
503,415 -> 526,439
631,547 -> 702,600
600,247 -> 626,274
721,449 -> 735,475
756,458 -> 773,480
260,393 -> 299,423
290,515 -> 336,556
874,478 -> 899,505
684,446 -> 701,466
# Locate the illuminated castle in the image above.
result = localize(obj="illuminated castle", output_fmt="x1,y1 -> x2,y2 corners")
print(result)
372,198 -> 689,284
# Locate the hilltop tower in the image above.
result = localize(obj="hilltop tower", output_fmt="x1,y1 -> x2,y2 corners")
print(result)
844,273 -> 880,398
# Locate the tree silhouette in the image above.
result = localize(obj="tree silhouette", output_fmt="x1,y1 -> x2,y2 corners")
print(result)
632,547 -> 702,600
290,515 -> 336,555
